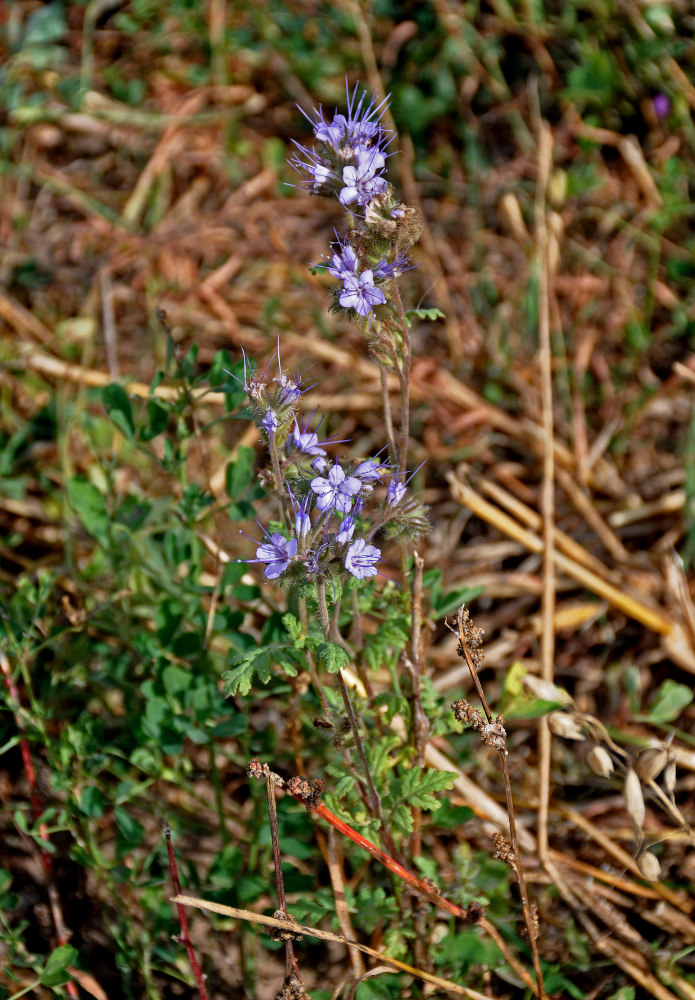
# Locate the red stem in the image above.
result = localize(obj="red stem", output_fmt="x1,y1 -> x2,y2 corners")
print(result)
292,794 -> 476,922
165,820 -> 211,1000
2,657 -> 79,997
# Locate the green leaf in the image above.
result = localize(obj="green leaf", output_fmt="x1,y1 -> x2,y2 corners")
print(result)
316,642 -> 350,674
406,306 -> 445,323
394,767 -> 457,812
79,786 -> 105,818
114,805 -> 145,847
140,399 -> 169,440
40,944 -> 78,987
67,476 -> 109,543
333,774 -> 357,797
226,446 -> 256,499
103,384 -> 135,440
646,680 -> 693,724
222,647 -> 273,697
23,2 -> 67,47
433,585 -> 485,619
282,612 -> 305,646
501,661 -> 568,719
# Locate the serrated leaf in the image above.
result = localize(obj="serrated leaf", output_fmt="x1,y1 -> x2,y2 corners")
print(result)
222,647 -> 273,697
316,642 -> 350,674
282,612 -> 305,646
333,774 -> 357,797
393,767 -> 457,812
406,307 -> 445,322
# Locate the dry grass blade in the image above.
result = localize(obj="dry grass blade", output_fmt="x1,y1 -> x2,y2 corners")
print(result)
171,896 -> 492,1000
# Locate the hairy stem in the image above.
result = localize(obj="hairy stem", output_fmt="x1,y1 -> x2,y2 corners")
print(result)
316,579 -> 383,823
380,364 -> 398,467
392,283 -> 412,474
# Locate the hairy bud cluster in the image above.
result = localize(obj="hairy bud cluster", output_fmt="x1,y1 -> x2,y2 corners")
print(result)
292,82 -> 421,343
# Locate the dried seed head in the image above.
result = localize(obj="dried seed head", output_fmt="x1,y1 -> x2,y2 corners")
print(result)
451,699 -> 485,729
636,849 -> 661,883
664,758 -> 677,795
270,911 -> 304,943
453,606 -> 485,672
548,711 -> 586,741
491,832 -> 515,866
481,717 -> 507,751
523,675 -> 574,707
274,973 -> 310,1000
624,767 -> 646,830
247,758 -> 270,780
635,747 -> 668,783
587,746 -> 615,778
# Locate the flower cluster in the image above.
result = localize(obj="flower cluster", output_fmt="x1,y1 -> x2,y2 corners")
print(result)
292,83 -> 421,327
240,363 -> 427,582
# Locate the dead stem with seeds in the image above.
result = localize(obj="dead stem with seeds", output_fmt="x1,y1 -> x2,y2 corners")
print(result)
449,605 -> 547,1000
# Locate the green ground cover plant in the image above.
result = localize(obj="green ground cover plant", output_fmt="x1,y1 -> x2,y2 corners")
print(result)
1,2 -> 695,999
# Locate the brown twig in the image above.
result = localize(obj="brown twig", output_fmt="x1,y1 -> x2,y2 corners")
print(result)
172,894 -> 493,1000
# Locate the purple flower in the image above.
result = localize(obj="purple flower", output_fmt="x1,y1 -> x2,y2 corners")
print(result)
653,94 -> 670,120
261,410 -> 279,434
336,514 -> 356,546
327,241 -> 359,281
274,374 -> 304,406
345,538 -> 380,579
372,251 -> 416,281
311,463 -> 362,513
386,460 -> 426,508
387,480 -> 407,507
354,458 -> 387,482
292,419 -> 328,458
339,149 -> 388,208
312,455 -> 329,475
253,533 -> 297,579
290,145 -> 338,193
310,85 -> 391,154
339,270 -> 386,318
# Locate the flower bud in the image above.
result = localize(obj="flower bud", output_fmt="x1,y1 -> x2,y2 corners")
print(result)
636,849 -> 661,883
635,747 -> 667,784
624,767 -> 646,830
587,746 -> 614,777
548,712 -> 585,741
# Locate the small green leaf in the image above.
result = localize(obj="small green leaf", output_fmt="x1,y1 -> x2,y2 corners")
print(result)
103,384 -> 135,440
140,399 -> 169,440
317,642 -> 351,674
282,613 -> 305,646
41,944 -> 78,986
406,307 -> 445,322
114,805 -> 145,846
646,680 -> 693,724
79,786 -> 105,818
67,476 -> 109,543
